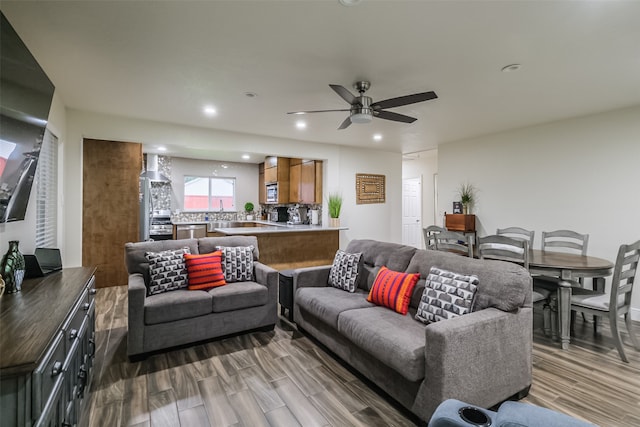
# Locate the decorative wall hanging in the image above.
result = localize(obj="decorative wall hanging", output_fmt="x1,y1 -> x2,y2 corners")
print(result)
356,173 -> 386,204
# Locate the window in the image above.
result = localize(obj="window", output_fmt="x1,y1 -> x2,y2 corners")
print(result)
35,129 -> 58,248
184,176 -> 236,211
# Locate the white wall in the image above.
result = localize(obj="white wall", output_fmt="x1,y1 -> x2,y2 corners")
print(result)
63,109 -> 403,265
170,157 -> 259,213
1,91 -> 67,258
402,149 -> 439,247
438,105 -> 640,318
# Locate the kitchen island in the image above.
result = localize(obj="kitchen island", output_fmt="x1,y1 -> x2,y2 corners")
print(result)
174,220 -> 344,270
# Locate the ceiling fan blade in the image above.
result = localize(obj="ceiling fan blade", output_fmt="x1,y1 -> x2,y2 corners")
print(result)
371,91 -> 437,110
375,110 -> 417,123
287,109 -> 351,114
329,84 -> 357,105
338,116 -> 352,130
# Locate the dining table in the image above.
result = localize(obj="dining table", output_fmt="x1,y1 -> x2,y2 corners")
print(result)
528,249 -> 614,350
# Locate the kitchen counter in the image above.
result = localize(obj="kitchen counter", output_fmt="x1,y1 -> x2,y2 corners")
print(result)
211,221 -> 345,235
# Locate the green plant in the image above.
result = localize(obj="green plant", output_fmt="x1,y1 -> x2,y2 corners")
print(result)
327,193 -> 343,218
244,202 -> 254,213
458,183 -> 476,206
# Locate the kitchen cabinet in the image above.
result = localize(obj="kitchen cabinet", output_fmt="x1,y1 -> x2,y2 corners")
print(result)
289,159 -> 323,204
264,156 -> 290,204
258,163 -> 265,204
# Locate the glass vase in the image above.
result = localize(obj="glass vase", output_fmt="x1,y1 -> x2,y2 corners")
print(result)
1,240 -> 26,294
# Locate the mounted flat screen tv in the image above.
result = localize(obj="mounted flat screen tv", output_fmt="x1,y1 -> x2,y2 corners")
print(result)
1,12 -> 55,222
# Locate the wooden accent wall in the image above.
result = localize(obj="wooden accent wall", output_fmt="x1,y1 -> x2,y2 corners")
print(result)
83,139 -> 142,288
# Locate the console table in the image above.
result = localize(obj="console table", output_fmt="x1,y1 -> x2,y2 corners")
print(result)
0,267 -> 96,427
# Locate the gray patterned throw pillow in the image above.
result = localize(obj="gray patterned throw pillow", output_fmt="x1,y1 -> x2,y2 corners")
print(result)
328,250 -> 363,292
415,267 -> 479,324
218,246 -> 254,282
146,247 -> 191,295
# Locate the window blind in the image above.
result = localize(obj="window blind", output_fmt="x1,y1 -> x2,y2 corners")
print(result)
35,129 -> 58,248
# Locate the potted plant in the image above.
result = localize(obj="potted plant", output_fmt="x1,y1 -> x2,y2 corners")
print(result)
458,183 -> 476,214
244,202 -> 255,221
328,193 -> 342,227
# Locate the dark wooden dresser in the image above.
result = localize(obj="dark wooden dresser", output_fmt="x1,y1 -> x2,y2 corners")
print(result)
0,267 -> 96,427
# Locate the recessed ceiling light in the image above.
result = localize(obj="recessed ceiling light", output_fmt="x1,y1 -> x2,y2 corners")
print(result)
203,105 -> 217,116
157,147 -> 167,152
242,154 -> 250,160
501,64 -> 521,72
221,164 -> 228,169
373,134 -> 383,141
244,92 -> 258,98
296,120 -> 307,130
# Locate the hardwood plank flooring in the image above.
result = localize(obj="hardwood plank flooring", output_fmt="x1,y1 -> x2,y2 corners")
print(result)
88,286 -> 640,426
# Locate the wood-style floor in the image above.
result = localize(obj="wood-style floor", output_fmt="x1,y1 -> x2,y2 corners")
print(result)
87,286 -> 640,427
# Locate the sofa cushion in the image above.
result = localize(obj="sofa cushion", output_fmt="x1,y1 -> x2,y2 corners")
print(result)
184,251 -> 226,290
337,306 -> 427,382
209,281 -> 267,313
198,236 -> 260,260
345,239 -> 417,291
415,267 -> 479,324
367,266 -> 420,315
406,249 -> 532,311
296,287 -> 373,329
144,289 -> 213,325
146,247 -> 191,295
328,250 -> 363,292
125,239 -> 200,278
218,245 -> 254,282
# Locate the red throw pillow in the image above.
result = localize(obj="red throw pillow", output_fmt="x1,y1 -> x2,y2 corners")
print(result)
184,251 -> 226,290
367,266 -> 420,315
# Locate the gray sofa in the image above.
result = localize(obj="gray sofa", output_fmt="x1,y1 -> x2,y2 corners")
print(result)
124,236 -> 278,358
292,239 -> 533,423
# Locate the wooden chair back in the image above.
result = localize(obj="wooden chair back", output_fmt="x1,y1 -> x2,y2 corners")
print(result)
433,230 -> 473,257
609,240 -> 640,316
542,229 -> 589,256
478,235 -> 529,270
497,227 -> 535,247
423,225 -> 445,249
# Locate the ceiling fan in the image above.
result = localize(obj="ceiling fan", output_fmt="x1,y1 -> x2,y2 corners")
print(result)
287,81 -> 437,130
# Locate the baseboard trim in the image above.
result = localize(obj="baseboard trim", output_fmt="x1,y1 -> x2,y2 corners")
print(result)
631,307 -> 640,321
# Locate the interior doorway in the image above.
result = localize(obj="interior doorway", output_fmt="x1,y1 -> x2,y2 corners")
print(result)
402,177 -> 422,248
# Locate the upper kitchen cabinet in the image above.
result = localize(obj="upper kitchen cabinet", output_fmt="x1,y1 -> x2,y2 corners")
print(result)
258,162 -> 265,204
264,156 -> 290,204
290,159 -> 323,204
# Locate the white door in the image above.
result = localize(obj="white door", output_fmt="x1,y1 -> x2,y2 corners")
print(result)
402,177 -> 422,248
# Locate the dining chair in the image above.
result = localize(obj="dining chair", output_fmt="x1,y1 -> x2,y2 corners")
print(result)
433,230 -> 473,257
570,240 -> 640,362
541,229 -> 589,255
478,235 -> 552,335
496,226 -> 535,247
423,225 -> 445,249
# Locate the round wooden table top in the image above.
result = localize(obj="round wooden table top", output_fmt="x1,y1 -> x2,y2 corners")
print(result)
529,249 -> 613,271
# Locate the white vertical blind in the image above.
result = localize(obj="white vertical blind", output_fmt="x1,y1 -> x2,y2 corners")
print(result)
35,129 -> 58,248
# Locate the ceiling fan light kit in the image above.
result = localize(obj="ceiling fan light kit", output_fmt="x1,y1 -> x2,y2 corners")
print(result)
287,80 -> 437,130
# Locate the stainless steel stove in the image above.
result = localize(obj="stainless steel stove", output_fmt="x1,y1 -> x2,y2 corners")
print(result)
150,209 -> 173,240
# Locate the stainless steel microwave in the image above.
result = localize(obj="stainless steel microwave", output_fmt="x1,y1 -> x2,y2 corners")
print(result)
266,183 -> 278,203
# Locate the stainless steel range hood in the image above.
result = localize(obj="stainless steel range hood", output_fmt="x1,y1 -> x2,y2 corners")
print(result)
140,153 -> 170,182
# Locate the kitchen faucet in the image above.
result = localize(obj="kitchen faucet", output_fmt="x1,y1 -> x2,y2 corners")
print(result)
219,199 -> 224,212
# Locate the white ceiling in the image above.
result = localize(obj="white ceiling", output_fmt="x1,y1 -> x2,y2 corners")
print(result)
2,0 -> 640,159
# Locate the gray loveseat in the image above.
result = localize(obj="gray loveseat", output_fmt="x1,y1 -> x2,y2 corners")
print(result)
125,236 -> 278,358
292,239 -> 532,423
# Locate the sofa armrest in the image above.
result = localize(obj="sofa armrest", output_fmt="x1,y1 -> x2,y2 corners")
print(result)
127,273 -> 147,357
292,265 -> 332,292
416,307 -> 532,419
254,261 -> 278,291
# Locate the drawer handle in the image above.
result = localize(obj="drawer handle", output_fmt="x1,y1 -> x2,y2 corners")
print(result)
69,329 -> 78,340
83,302 -> 90,311
89,288 -> 97,295
89,338 -> 95,357
51,361 -> 62,377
